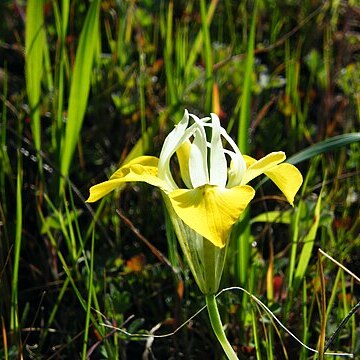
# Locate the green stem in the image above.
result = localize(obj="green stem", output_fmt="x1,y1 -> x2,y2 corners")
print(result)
205,294 -> 238,360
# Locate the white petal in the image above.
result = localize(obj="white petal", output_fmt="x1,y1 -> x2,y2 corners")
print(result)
209,113 -> 227,187
225,150 -> 242,188
220,128 -> 246,187
189,114 -> 209,187
158,110 -> 190,189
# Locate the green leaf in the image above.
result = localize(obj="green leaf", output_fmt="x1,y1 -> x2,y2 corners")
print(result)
238,0 -> 257,154
60,0 -> 101,186
235,0 -> 258,288
40,210 -> 82,235
25,0 -> 46,151
293,180 -> 324,292
251,210 -> 292,224
287,133 -> 360,165
256,133 -> 360,191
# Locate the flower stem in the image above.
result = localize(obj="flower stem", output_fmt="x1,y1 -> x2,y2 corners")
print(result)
205,294 -> 238,360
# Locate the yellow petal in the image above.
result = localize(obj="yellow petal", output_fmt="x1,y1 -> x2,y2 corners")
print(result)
241,152 -> 286,185
87,156 -> 169,203
167,184 -> 255,248
265,163 -> 303,206
176,140 -> 192,188
87,179 -> 128,203
110,156 -> 159,179
242,155 -> 256,168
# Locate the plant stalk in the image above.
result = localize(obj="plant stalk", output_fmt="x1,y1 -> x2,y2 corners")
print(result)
205,294 -> 238,360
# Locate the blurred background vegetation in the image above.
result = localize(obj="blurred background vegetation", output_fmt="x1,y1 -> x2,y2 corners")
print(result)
0,0 -> 359,358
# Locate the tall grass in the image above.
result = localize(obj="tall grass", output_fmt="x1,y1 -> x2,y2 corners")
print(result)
25,0 -> 46,155
59,0 -> 101,192
52,0 -> 69,153
235,0 -> 258,288
0,1 -> 359,358
9,151 -> 22,335
199,0 -> 214,113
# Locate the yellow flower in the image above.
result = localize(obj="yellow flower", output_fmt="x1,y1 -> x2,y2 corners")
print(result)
88,110 -> 302,246
87,110 -> 302,293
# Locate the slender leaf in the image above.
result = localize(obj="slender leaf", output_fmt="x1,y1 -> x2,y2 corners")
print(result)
82,230 -> 94,360
10,152 -> 22,332
287,133 -> 360,165
293,178 -> 324,292
256,132 -> 360,191
317,252 -> 326,360
251,210 -> 292,225
288,165 -> 311,290
238,0 -> 257,153
200,0 -> 213,112
25,0 -> 46,152
163,1 -> 177,106
60,0 -> 101,187
184,0 -> 218,79
235,0 -> 258,287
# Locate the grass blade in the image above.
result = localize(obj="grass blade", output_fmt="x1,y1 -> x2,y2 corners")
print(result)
25,0 -> 46,153
317,252 -> 326,360
184,0 -> 218,79
10,151 -> 22,333
163,1 -> 177,106
60,0 -> 101,188
199,0 -> 213,112
0,67 -> 13,209
237,0 -> 257,153
82,230 -> 95,360
287,156 -> 317,303
256,132 -> 360,191
300,279 -> 309,360
293,175 -> 324,292
235,0 -> 258,287
52,0 -> 70,150
287,133 -> 360,165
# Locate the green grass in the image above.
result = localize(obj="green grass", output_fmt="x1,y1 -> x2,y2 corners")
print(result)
0,1 -> 359,358
25,0 -> 46,155
59,0 -> 101,192
10,150 -> 22,334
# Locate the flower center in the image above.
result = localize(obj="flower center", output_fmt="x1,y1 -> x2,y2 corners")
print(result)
158,110 -> 246,191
